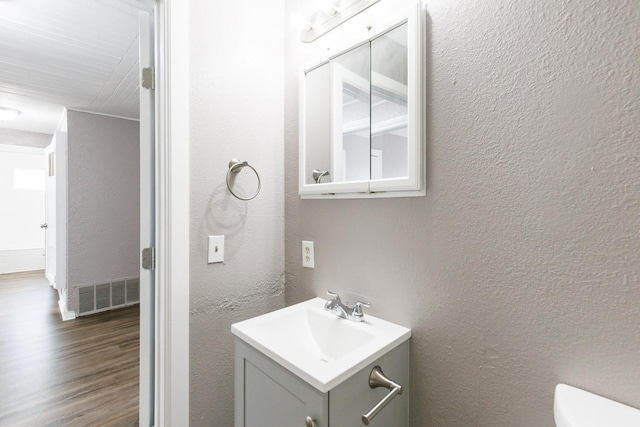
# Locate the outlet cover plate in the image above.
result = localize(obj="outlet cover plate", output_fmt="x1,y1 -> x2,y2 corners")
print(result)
302,240 -> 314,268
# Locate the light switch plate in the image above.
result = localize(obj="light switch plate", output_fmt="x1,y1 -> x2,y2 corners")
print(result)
302,240 -> 314,268
208,235 -> 224,263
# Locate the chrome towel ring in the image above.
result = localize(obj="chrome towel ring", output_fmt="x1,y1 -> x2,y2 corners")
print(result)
312,169 -> 331,183
226,158 -> 261,201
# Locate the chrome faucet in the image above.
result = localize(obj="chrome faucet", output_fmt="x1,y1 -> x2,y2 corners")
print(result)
324,291 -> 371,322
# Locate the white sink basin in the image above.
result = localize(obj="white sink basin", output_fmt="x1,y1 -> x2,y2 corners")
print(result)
554,384 -> 640,427
231,297 -> 411,392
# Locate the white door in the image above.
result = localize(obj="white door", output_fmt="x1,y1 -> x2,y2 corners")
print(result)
44,138 -> 56,286
44,130 -> 68,312
139,8 -> 156,427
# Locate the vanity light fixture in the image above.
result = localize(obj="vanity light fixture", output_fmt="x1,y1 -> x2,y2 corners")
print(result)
0,107 -> 21,121
297,0 -> 382,43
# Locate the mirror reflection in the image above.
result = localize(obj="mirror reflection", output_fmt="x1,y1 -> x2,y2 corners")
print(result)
303,63 -> 331,186
303,22 -> 409,188
299,0 -> 426,199
371,23 -> 408,180
332,43 -> 371,183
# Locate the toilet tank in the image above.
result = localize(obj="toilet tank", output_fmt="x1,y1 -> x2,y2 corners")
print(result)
554,384 -> 640,427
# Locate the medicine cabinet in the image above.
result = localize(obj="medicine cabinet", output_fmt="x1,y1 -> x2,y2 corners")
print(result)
299,2 -> 425,198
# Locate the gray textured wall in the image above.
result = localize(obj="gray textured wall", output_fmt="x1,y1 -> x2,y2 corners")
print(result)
285,0 -> 640,426
66,110 -> 140,311
188,1 -> 286,425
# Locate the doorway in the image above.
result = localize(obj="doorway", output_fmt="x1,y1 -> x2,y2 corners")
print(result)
0,2 -> 191,424
0,144 -> 46,275
0,0 -> 153,423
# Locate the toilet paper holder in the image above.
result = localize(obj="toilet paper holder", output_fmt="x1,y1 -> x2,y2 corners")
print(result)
361,366 -> 404,425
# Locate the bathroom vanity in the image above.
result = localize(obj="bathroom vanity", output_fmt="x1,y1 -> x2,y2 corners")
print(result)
232,298 -> 411,426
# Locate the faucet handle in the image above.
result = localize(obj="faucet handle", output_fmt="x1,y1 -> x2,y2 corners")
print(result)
352,301 -> 371,319
326,290 -> 341,302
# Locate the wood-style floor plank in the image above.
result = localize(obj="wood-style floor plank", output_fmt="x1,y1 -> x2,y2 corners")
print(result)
0,271 -> 139,426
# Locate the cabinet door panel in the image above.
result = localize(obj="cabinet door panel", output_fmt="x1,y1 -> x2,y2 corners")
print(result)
244,360 -> 314,427
236,339 -> 328,427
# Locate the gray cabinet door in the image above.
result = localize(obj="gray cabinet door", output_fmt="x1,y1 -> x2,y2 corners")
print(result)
235,339 -> 409,427
235,340 -> 328,427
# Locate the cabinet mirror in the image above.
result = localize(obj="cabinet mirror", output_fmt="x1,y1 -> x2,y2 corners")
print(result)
299,3 -> 424,198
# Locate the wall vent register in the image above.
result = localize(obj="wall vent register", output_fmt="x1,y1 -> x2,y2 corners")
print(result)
77,276 -> 140,316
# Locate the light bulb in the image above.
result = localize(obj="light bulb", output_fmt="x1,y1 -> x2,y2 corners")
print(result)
290,12 -> 313,31
323,0 -> 339,16
0,107 -> 21,121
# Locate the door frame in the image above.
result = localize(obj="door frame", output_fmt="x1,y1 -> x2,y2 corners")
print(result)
43,140 -> 56,284
151,0 -> 190,425
139,8 -> 156,427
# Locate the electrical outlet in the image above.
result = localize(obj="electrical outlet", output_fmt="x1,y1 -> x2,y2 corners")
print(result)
302,240 -> 314,268
208,235 -> 224,263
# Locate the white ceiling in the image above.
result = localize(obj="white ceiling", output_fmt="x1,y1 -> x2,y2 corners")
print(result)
0,0 -> 153,134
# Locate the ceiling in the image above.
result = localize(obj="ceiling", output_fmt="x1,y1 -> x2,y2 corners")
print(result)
0,0 -> 153,134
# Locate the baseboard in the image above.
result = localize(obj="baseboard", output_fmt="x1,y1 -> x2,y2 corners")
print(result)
0,249 -> 45,275
0,269 -> 44,279
58,297 -> 76,321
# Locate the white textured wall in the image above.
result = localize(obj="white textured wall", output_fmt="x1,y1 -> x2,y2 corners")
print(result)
0,249 -> 44,274
285,0 -> 640,426
0,128 -> 52,149
66,110 -> 139,311
188,1 -> 285,425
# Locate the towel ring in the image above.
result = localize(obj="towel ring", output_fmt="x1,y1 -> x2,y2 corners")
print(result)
226,158 -> 261,201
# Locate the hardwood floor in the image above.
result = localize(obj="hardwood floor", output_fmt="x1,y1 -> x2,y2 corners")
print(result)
0,271 -> 139,426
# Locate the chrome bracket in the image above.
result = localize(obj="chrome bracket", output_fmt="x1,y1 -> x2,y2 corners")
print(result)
361,366 -> 403,425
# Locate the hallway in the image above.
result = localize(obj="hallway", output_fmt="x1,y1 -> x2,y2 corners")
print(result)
0,271 -> 139,426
